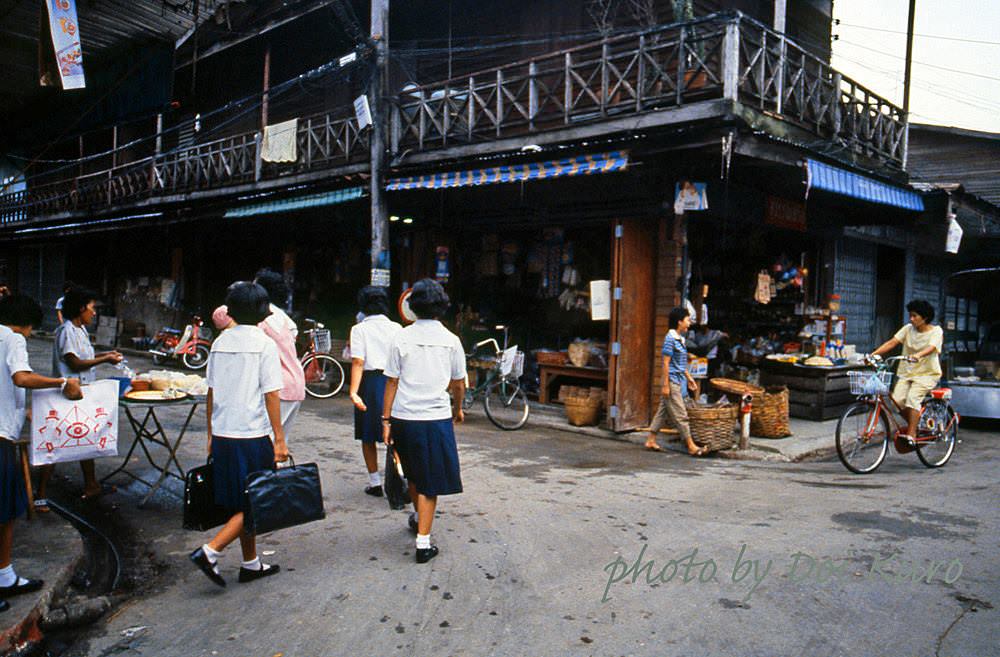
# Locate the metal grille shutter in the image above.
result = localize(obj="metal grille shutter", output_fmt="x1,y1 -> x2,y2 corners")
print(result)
912,255 -> 949,309
834,237 -> 877,350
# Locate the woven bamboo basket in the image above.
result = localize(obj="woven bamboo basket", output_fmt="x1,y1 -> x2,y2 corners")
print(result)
568,341 -> 592,367
535,350 -> 568,366
750,386 -> 791,438
564,396 -> 602,427
710,378 -> 764,398
686,403 -> 738,452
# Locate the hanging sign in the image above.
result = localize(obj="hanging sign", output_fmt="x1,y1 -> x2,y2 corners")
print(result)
45,0 -> 86,90
674,181 -> 708,214
945,215 -> 963,254
765,195 -> 807,231
354,95 -> 372,130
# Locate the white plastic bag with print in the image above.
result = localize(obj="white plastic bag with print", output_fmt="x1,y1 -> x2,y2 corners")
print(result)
30,380 -> 119,466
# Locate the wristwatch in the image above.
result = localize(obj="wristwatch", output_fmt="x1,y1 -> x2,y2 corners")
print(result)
381,417 -> 392,425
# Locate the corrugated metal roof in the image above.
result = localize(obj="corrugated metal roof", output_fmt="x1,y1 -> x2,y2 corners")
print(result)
907,124 -> 1000,208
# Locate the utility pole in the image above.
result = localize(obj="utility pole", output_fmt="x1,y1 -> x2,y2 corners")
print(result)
901,0 -> 916,168
369,0 -> 390,288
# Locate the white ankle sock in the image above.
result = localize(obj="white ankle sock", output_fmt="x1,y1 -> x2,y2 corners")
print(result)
202,544 -> 221,560
242,557 -> 261,571
416,533 -> 431,550
369,471 -> 382,487
0,565 -> 16,587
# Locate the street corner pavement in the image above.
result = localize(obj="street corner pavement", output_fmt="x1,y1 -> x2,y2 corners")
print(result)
0,509 -> 85,654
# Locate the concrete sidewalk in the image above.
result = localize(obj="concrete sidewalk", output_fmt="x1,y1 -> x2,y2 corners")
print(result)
527,403 -> 839,462
0,511 -> 84,654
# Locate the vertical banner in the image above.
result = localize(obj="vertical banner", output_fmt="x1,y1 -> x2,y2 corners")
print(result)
46,0 -> 86,89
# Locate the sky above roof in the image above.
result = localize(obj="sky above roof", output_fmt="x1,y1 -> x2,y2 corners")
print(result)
831,0 -> 1000,134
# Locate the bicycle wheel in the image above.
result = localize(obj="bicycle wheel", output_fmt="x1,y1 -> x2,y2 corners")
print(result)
302,354 -> 346,399
836,401 -> 890,474
916,400 -> 957,468
483,379 -> 530,430
183,344 -> 210,369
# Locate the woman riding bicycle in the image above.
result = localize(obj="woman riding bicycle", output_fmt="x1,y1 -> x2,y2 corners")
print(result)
868,300 -> 943,443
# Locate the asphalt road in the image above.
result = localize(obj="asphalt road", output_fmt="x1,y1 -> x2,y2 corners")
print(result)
25,340 -> 1000,657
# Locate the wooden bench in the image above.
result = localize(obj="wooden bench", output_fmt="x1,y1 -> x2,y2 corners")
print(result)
538,363 -> 608,404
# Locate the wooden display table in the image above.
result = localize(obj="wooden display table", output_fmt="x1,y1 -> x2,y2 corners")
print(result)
538,364 -> 608,404
761,361 -> 866,421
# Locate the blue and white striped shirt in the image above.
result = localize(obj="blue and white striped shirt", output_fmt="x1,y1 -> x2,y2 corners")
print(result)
662,329 -> 688,385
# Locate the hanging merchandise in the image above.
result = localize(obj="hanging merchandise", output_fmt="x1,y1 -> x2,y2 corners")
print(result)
500,241 -> 520,277
561,266 -> 580,287
945,215 -> 963,254
755,270 -> 772,304
540,228 -> 564,298
435,246 -> 451,283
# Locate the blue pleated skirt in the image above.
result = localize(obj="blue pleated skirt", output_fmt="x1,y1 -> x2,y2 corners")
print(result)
355,370 -> 387,443
211,436 -> 274,512
391,418 -> 463,497
0,440 -> 27,524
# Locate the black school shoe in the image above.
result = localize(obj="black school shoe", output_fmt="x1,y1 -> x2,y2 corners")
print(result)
415,546 -> 439,564
0,578 -> 43,596
365,485 -> 383,497
238,564 -> 281,583
189,547 -> 226,588
0,600 -> 9,613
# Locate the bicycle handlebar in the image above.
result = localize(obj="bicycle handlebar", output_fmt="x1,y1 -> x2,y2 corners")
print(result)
473,338 -> 501,355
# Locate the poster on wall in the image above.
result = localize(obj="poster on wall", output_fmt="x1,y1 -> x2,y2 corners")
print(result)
45,0 -> 86,90
674,181 -> 708,214
435,246 -> 450,283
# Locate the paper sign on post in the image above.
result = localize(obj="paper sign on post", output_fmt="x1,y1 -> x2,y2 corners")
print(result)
30,380 -> 119,466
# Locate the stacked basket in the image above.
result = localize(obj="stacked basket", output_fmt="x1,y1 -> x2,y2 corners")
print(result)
709,378 -> 791,438
686,403 -> 739,452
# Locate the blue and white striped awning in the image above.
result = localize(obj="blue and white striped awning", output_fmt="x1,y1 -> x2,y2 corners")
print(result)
386,151 -> 629,191
806,159 -> 924,211
225,186 -> 366,218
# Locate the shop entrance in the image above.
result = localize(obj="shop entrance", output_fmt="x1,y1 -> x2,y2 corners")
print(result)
875,246 -> 905,347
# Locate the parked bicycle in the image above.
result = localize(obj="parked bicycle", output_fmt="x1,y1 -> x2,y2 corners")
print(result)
299,318 -> 346,399
463,325 -> 530,430
150,314 -> 213,369
835,355 -> 959,474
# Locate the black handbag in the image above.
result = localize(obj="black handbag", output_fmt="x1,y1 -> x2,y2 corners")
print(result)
384,445 -> 411,511
243,458 -> 326,535
183,462 -> 231,531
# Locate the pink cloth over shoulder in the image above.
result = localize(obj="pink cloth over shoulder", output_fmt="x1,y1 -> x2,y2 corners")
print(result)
259,305 -> 306,401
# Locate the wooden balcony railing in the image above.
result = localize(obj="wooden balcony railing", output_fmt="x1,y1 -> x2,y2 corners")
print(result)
1,12 -> 907,226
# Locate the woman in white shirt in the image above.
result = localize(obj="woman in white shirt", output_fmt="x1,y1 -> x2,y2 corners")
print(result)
37,287 -> 123,508
348,286 -> 402,497
382,279 -> 466,564
190,282 -> 288,587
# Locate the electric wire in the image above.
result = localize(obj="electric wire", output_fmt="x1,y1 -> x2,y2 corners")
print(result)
835,21 -> 1000,46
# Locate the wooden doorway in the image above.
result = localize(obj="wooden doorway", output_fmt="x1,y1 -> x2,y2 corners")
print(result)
608,219 -> 657,432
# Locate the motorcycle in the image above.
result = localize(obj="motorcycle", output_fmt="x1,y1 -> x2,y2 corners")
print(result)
149,314 -> 213,369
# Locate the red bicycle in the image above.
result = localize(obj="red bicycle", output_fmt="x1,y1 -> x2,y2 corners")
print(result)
835,355 -> 959,474
150,314 -> 213,370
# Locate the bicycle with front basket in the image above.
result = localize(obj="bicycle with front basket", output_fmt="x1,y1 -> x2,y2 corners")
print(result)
463,325 -> 530,430
299,318 -> 346,399
835,355 -> 959,474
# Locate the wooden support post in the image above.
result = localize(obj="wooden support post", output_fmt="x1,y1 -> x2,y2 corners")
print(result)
528,62 -> 538,130
261,43 -> 271,132
722,21 -> 740,102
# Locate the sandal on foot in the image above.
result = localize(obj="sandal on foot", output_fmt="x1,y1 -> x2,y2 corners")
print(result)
687,446 -> 709,457
81,484 -> 116,501
644,443 -> 664,452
